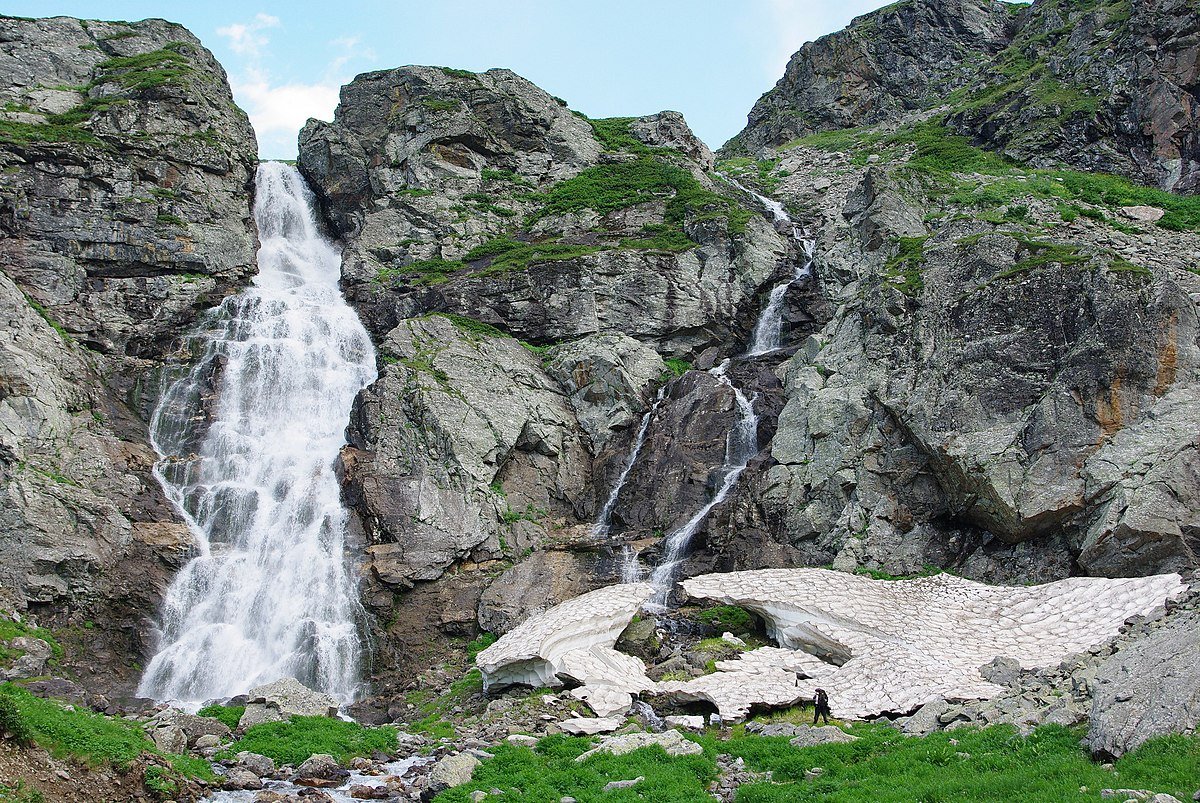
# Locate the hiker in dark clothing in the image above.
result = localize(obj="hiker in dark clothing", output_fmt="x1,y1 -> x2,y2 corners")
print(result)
813,688 -> 831,725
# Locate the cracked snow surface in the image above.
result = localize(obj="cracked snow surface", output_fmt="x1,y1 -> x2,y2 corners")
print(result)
476,569 -> 1186,721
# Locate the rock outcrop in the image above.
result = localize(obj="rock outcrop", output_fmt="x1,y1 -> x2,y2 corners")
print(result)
0,16 -> 258,696
299,65 -> 784,356
714,144 -> 1200,584
298,65 -> 793,690
723,0 -> 1013,154
725,0 -> 1200,193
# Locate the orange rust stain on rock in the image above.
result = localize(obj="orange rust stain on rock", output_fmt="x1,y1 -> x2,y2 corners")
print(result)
1095,374 -> 1124,439
1153,313 -> 1178,396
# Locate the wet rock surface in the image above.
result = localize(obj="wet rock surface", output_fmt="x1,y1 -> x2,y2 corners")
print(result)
0,15 -> 257,698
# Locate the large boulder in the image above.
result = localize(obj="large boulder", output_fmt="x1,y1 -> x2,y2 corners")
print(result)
1086,608 -> 1200,758
238,678 -> 340,730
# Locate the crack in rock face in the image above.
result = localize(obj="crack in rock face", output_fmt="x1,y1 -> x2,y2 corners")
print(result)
476,569 -> 1186,721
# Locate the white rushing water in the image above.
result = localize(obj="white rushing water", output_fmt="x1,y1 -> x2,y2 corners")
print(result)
734,177 -> 815,356
594,388 -> 665,538
644,360 -> 759,607
138,162 -> 377,706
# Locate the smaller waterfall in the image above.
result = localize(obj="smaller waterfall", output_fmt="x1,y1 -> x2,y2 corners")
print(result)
645,361 -> 758,607
595,389 -> 665,537
745,240 -> 815,356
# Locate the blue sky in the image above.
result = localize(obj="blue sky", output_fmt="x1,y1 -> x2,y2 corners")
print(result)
12,1 -> 894,158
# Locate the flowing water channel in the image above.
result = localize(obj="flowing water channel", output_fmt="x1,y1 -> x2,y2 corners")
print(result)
615,182 -> 812,600
138,162 -> 377,706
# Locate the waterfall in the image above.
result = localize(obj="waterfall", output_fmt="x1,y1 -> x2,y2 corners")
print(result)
595,389 -> 665,539
745,239 -> 814,356
724,176 -> 815,356
644,361 -> 759,608
137,162 -> 377,706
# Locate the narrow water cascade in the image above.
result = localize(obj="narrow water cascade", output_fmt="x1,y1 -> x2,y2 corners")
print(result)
137,162 -> 377,707
595,388 -> 665,539
643,361 -> 759,608
631,182 -> 812,604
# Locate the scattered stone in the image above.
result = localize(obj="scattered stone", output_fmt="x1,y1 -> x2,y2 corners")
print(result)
149,724 -> 187,754
979,657 -> 1022,687
665,715 -> 705,731
0,637 -> 53,680
1120,206 -> 1165,222
603,776 -> 644,791
469,791 -> 487,803
294,754 -> 350,788
575,729 -> 703,762
222,768 -> 264,791
805,767 -> 825,780
429,753 -> 481,790
721,632 -> 747,648
237,751 -> 277,777
350,786 -> 392,800
899,698 -> 951,736
788,725 -> 858,748
194,734 -> 221,749
1101,791 -> 1154,801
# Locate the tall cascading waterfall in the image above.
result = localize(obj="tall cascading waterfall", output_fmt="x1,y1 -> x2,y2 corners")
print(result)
137,162 -> 377,706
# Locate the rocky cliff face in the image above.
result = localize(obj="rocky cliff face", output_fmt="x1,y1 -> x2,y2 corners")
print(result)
725,151 -> 1200,583
296,66 -> 799,687
725,0 -> 1199,193
723,0 -> 1014,155
0,16 -> 258,696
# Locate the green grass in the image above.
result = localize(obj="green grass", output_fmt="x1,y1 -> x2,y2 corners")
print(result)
422,98 -> 459,113
467,633 -> 498,661
222,716 -> 397,766
533,157 -> 751,236
481,168 -> 530,186
584,116 -> 674,156
886,123 -> 1200,232
463,236 -> 601,274
0,782 -> 46,803
620,223 -> 696,252
433,734 -> 717,802
377,258 -> 464,284
429,719 -> 1200,802
94,42 -> 193,92
663,358 -> 692,378
883,236 -> 929,295
692,604 -> 755,633
702,724 -> 1200,802
0,683 -> 148,768
196,703 -> 245,731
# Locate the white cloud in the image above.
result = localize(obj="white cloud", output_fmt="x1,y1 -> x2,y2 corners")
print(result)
217,16 -> 374,158
217,12 -> 279,58
232,67 -> 341,143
